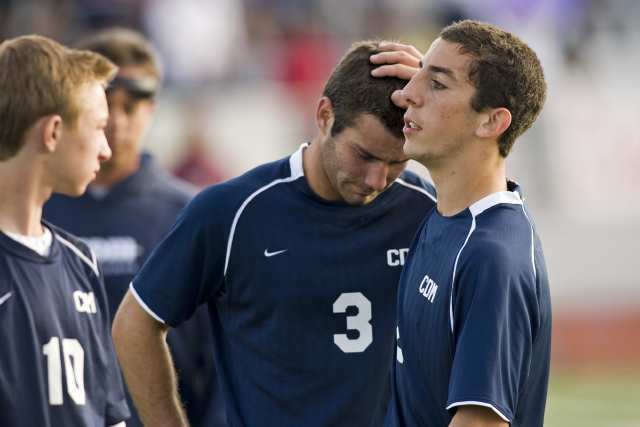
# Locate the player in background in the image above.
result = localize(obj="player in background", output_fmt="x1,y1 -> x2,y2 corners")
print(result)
112,40 -> 437,427
43,28 -> 225,427
373,20 -> 551,427
0,35 -> 129,426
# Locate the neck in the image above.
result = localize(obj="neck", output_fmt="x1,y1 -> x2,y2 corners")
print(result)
303,136 -> 340,201
428,143 -> 507,217
0,157 -> 49,236
92,155 -> 140,188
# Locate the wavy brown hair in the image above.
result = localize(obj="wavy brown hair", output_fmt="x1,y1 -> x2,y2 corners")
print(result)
440,20 -> 546,156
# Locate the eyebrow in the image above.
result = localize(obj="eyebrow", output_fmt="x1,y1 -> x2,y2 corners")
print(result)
428,65 -> 456,81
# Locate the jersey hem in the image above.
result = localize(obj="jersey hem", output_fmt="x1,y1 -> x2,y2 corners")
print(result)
129,283 -> 166,324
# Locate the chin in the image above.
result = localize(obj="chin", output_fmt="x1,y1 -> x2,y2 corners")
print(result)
60,182 -> 90,197
402,140 -> 421,160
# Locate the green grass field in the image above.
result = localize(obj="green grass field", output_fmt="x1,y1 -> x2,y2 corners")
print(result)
545,370 -> 640,427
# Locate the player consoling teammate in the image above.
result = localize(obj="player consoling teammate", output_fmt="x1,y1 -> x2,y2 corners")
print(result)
0,36 -> 129,425
112,41 -> 436,426
377,20 -> 551,427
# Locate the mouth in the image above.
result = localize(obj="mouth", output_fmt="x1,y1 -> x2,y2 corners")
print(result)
403,115 -> 422,134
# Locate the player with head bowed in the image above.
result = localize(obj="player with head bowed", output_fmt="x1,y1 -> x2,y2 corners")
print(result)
0,35 -> 129,426
43,28 -> 225,427
372,20 -> 551,427
112,40 -> 437,427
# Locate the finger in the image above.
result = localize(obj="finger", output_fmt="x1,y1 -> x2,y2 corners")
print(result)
391,90 -> 408,109
371,63 -> 419,81
370,50 -> 421,67
377,42 -> 423,59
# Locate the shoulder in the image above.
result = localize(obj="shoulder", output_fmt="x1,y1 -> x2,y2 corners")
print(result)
46,223 -> 100,278
181,155 -> 297,228
471,203 -> 532,256
394,170 -> 437,202
459,207 -> 536,285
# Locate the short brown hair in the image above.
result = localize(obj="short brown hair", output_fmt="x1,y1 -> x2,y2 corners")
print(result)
76,27 -> 161,80
0,34 -> 117,160
322,41 -> 406,139
440,20 -> 546,156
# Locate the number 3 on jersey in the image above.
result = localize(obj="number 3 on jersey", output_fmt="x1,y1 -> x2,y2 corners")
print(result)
333,292 -> 373,353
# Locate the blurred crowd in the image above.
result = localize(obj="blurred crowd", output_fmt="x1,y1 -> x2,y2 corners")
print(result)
1,0 -> 639,314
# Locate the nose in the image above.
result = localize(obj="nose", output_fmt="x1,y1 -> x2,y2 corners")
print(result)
364,161 -> 389,192
98,133 -> 112,162
401,76 -> 421,107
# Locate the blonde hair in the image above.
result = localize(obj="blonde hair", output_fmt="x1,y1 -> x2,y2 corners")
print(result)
0,34 -> 117,160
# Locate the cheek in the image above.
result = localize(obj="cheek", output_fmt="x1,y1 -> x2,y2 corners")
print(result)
343,158 -> 368,181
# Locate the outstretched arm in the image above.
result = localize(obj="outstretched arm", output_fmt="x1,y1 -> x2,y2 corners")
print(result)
112,290 -> 189,427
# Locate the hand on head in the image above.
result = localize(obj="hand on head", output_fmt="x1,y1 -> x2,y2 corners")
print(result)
370,42 -> 423,109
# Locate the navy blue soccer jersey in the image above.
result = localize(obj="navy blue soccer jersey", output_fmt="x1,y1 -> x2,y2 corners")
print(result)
0,224 -> 129,427
387,183 -> 552,427
44,153 -> 224,427
131,144 -> 437,427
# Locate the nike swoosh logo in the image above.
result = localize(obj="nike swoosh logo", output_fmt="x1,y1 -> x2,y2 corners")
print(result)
264,249 -> 287,257
0,292 -> 12,306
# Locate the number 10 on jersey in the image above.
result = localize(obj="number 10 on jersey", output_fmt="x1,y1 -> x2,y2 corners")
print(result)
42,336 -> 86,405
333,292 -> 373,353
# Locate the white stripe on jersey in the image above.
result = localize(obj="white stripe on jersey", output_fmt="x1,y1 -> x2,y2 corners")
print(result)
55,234 -> 100,277
449,217 -> 476,334
223,144 -> 306,276
395,178 -> 437,202
449,189 -> 527,335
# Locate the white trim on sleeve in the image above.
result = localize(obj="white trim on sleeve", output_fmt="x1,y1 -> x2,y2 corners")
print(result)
129,283 -> 166,324
446,401 -> 511,423
109,422 -> 126,427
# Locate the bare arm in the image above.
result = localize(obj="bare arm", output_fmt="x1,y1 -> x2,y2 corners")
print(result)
449,405 -> 509,427
112,290 -> 189,427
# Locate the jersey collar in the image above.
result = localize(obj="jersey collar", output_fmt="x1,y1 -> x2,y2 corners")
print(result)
469,181 -> 523,217
288,143 -> 307,179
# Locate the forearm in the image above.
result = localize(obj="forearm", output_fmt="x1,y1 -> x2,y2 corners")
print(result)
112,292 -> 188,427
449,405 -> 509,427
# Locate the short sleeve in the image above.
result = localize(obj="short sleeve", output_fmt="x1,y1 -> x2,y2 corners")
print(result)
131,189 -> 229,327
446,244 -> 539,422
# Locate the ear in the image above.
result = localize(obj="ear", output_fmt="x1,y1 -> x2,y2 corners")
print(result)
40,115 -> 64,153
475,107 -> 512,140
315,96 -> 335,137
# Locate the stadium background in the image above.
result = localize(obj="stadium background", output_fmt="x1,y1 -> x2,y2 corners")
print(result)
2,0 -> 638,425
